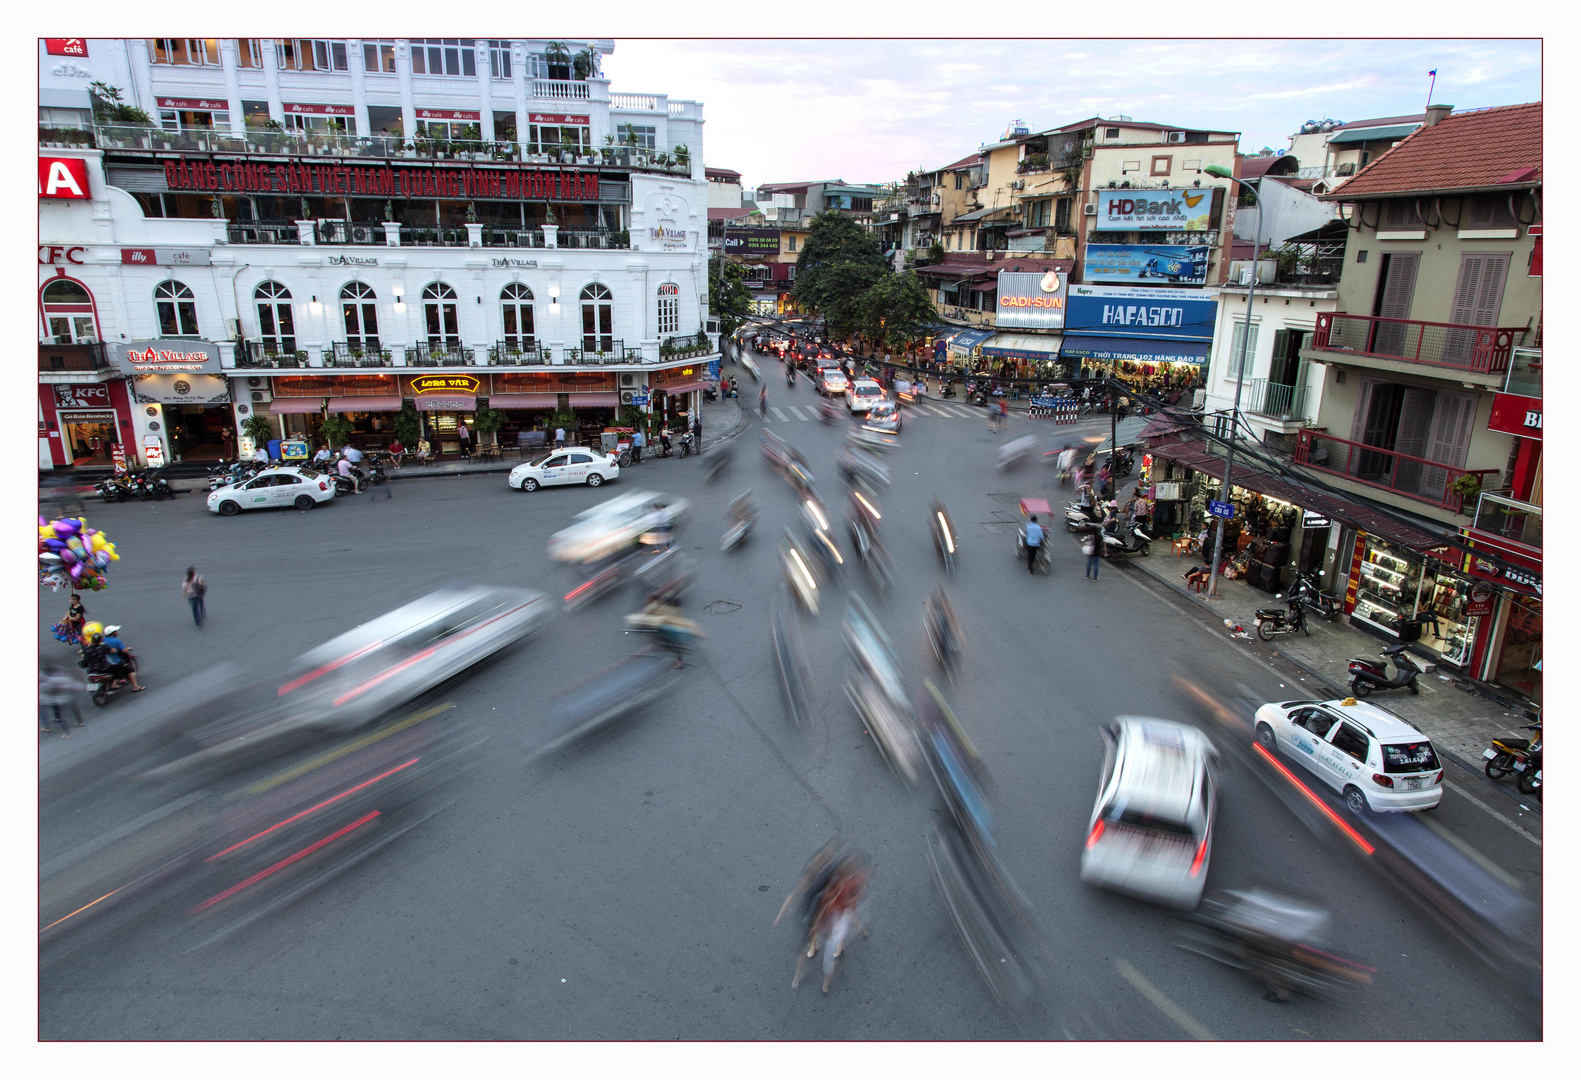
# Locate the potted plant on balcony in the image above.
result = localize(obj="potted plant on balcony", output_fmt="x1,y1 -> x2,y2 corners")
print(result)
573,47 -> 597,81
1449,473 -> 1483,514
544,41 -> 572,80
673,144 -> 691,170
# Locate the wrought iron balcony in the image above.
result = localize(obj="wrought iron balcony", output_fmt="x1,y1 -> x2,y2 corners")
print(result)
227,220 -> 303,244
489,341 -> 552,366
325,342 -> 393,367
1310,313 -> 1527,376
38,341 -> 110,372
481,228 -> 547,248
315,220 -> 387,245
660,332 -> 714,360
1242,378 -> 1308,420
407,342 -> 476,367
556,227 -> 631,249
563,340 -> 639,365
1293,429 -> 1499,512
236,341 -> 308,368
399,225 -> 470,247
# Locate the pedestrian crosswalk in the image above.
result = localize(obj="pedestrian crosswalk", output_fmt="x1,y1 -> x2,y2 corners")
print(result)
759,400 -> 995,422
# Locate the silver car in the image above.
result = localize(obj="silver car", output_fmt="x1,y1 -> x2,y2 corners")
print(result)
546,490 -> 691,564
1080,716 -> 1218,909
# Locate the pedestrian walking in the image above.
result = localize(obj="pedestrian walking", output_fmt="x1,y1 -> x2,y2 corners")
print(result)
183,566 -> 207,627
691,414 -> 702,447
554,426 -> 566,449
1083,533 -> 1101,580
39,656 -> 83,737
456,420 -> 472,460
760,386 -> 768,420
631,427 -> 645,465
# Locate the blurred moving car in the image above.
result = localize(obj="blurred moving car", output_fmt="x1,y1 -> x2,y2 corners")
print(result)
819,368 -> 850,397
208,466 -> 334,515
1253,697 -> 1443,814
1080,716 -> 1218,909
547,490 -> 690,564
862,399 -> 902,434
510,447 -> 621,492
846,378 -> 885,413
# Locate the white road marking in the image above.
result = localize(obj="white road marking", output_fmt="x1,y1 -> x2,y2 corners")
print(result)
787,405 -> 813,421
770,407 -> 791,422
1114,958 -> 1217,1040
1442,779 -> 1541,847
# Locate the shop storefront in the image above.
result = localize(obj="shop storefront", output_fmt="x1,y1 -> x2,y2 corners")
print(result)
111,339 -> 231,464
267,373 -> 404,445
39,380 -> 136,468
979,332 -> 1063,382
1340,532 -> 1485,670
406,374 -> 481,455
1060,284 -> 1215,392
1461,537 -> 1542,703
650,366 -> 708,432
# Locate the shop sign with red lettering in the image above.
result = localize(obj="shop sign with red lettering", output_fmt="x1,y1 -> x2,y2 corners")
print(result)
156,98 -> 230,111
114,339 -> 223,375
1464,584 -> 1496,618
39,156 -> 91,200
529,113 -> 590,125
45,38 -> 88,56
283,103 -> 355,116
39,245 -> 86,265
417,109 -> 480,121
158,158 -> 601,202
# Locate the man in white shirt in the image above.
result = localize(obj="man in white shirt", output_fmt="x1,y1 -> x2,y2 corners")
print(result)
252,445 -> 269,464
342,444 -> 364,465
312,444 -> 332,467
554,427 -> 566,449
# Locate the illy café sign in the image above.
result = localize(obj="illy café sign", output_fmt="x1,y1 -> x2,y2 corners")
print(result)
113,339 -> 223,375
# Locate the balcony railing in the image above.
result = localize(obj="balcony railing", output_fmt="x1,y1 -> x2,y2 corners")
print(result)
227,220 -> 302,245
488,342 -> 551,366
1293,429 -> 1499,512
38,341 -> 110,372
660,332 -> 714,360
236,341 -> 308,368
610,92 -> 658,110
1310,312 -> 1527,376
326,342 -> 394,368
1470,492 -> 1541,551
399,225 -> 470,247
533,79 -> 591,100
556,227 -> 631,250
481,228 -> 546,248
564,340 -> 639,365
1243,378 -> 1308,420
407,342 -> 476,367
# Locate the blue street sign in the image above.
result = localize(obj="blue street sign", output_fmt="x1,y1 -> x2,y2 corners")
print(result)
630,395 -> 649,408
1209,499 -> 1236,519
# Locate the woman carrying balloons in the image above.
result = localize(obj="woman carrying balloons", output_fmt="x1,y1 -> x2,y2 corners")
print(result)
51,593 -> 87,644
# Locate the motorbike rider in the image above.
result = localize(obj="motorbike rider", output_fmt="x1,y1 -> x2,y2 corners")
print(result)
658,428 -> 674,457
1023,515 -> 1044,574
82,630 -> 145,692
336,452 -> 362,494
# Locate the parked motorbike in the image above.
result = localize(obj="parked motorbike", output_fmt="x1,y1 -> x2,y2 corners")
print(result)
1347,643 -> 1425,697
364,457 -> 387,486
1255,596 -> 1310,640
1290,570 -> 1340,620
1483,723 -> 1541,790
703,385 -> 719,402
95,476 -> 132,503
941,382 -> 957,399
678,431 -> 695,457
1099,519 -> 1151,557
1065,501 -> 1102,533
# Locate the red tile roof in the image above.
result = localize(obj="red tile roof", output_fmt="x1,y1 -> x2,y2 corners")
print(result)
705,167 -> 741,181
936,153 -> 982,172
1328,102 -> 1542,199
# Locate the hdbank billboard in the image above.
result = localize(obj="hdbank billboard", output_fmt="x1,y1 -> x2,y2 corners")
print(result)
1065,284 -> 1217,340
1096,188 -> 1215,231
995,269 -> 1067,329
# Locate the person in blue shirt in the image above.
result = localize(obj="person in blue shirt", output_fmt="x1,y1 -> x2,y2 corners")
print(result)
1024,515 -> 1044,573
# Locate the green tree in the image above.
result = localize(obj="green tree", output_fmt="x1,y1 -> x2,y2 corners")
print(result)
316,413 -> 353,452
473,406 -> 506,445
88,81 -> 150,125
241,413 -> 275,449
861,271 -> 940,353
708,255 -> 753,337
391,404 -> 422,447
791,211 -> 887,339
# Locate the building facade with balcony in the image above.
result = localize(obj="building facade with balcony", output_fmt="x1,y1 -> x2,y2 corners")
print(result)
39,43 -> 715,469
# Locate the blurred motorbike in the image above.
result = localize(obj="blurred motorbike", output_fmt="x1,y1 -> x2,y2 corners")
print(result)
930,497 -> 958,576
846,490 -> 891,593
780,529 -> 822,614
721,489 -> 758,552
995,435 -> 1038,471
924,587 -> 964,683
843,598 -> 922,784
1175,888 -> 1374,1002
771,589 -> 814,735
703,445 -> 734,484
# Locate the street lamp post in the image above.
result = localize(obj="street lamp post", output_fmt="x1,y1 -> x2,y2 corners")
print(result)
1202,165 -> 1261,600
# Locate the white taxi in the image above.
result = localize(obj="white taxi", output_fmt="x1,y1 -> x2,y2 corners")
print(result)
1253,697 -> 1442,814
846,378 -> 885,413
509,447 -> 621,492
1080,716 -> 1218,910
208,466 -> 335,515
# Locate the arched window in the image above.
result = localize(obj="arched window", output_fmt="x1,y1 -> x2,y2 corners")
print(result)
656,282 -> 679,336
423,281 -> 460,348
340,282 -> 379,350
580,282 -> 613,353
254,281 -> 296,354
42,278 -> 98,343
500,282 -> 535,350
155,280 -> 199,337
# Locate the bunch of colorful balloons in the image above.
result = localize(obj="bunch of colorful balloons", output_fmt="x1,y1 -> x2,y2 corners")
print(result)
38,516 -> 120,592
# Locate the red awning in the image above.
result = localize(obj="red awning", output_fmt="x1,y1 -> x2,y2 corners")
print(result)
488,393 -> 559,409
326,395 -> 402,413
269,398 -> 324,414
656,381 -> 710,396
568,392 -> 619,407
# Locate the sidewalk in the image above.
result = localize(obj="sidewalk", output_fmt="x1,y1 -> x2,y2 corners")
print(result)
1124,550 -> 1538,770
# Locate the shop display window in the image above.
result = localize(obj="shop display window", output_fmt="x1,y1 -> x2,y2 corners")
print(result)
1419,569 -> 1478,666
1352,539 -> 1420,634
1495,599 -> 1541,703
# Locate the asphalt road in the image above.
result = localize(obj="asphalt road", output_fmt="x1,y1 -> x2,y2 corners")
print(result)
38,351 -> 1541,1040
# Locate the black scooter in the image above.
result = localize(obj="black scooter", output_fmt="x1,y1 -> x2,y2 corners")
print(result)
1347,643 -> 1426,697
1290,570 -> 1339,620
1255,596 -> 1310,640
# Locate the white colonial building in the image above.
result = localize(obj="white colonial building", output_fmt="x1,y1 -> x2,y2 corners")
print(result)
39,38 -> 715,469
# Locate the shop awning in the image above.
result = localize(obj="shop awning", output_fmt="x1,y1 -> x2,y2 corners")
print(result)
1148,435 -> 1450,551
981,332 -> 1063,360
655,381 -> 710,396
1060,336 -> 1210,366
946,327 -> 996,353
413,393 -> 477,411
488,393 -> 559,410
269,398 -> 324,414
568,392 -> 620,407
326,395 -> 402,413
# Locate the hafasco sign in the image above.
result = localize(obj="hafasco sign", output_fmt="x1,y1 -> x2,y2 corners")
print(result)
1065,284 -> 1218,340
39,156 -> 91,200
1096,189 -> 1214,231
115,339 -> 222,374
160,159 -> 601,201
995,270 -> 1068,329
410,375 -> 481,395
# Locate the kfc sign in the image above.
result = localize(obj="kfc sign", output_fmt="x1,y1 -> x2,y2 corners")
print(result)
39,245 -> 86,265
39,157 -> 91,200
53,383 -> 110,409
45,39 -> 88,56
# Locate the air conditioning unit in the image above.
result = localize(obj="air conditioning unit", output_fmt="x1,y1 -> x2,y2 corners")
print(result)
620,390 -> 635,405
246,376 -> 263,388
619,372 -> 638,388
1083,203 -> 1098,216
235,402 -> 250,416
1166,131 -> 1187,144
250,390 -> 270,403
1009,179 -> 1024,190
350,224 -> 378,244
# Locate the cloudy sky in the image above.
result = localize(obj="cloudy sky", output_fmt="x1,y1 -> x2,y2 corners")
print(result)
603,39 -> 1542,188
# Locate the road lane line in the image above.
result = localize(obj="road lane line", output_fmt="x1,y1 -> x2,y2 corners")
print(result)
1114,958 -> 1217,1040
770,407 -> 791,422
1442,779 -> 1541,847
247,702 -> 455,795
1418,813 -> 1523,887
